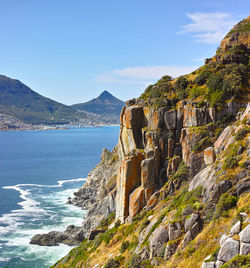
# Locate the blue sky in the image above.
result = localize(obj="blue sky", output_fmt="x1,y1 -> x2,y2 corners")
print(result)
0,0 -> 248,104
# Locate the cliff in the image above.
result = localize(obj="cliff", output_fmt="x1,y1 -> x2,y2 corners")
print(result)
51,17 -> 250,267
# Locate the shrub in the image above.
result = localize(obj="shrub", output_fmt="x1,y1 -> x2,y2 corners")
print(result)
195,70 -> 212,85
172,161 -> 189,180
120,241 -> 130,253
99,212 -> 116,228
207,73 -> 224,92
235,127 -> 250,140
102,227 -> 117,244
213,193 -> 238,219
104,258 -> 120,268
174,76 -> 188,99
192,136 -> 213,152
125,255 -> 141,268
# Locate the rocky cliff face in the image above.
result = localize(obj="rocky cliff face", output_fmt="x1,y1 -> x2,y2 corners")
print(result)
51,17 -> 250,268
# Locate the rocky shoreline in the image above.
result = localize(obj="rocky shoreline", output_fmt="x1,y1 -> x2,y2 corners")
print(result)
30,147 -> 120,246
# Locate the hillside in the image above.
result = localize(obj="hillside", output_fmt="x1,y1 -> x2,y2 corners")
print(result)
71,90 -> 125,122
49,17 -> 250,268
0,75 -> 85,124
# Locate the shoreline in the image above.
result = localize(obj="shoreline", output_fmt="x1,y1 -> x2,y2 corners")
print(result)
0,124 -> 120,132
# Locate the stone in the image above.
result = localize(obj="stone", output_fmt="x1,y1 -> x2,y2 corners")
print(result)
88,229 -> 105,240
184,213 -> 199,232
141,157 -> 156,188
201,262 -> 215,268
204,147 -> 216,165
239,223 -> 250,243
229,221 -> 241,236
214,126 -> 235,155
116,153 -> 143,222
217,238 -> 239,262
168,221 -> 182,241
188,166 -> 216,192
182,231 -> 193,248
215,260 -> 224,268
183,106 -> 208,127
129,186 -> 145,218
220,234 -> 229,246
240,242 -> 250,255
190,152 -> 205,177
150,224 -> 169,258
164,241 -> 178,260
190,222 -> 200,238
164,109 -> 176,129
236,177 -> 250,196
240,103 -> 250,123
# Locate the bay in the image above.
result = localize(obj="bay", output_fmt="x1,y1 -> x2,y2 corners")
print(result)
0,126 -> 119,268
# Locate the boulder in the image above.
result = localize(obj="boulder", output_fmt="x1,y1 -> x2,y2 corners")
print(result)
236,177 -> 250,196
168,221 -> 182,241
239,224 -> 250,243
201,262 -> 215,268
150,224 -> 169,258
164,241 -> 178,260
88,229 -> 105,240
217,238 -> 239,262
215,260 -> 224,268
190,152 -> 205,177
184,213 -> 199,232
240,242 -> 250,255
129,186 -> 145,217
204,147 -> 216,165
214,126 -> 235,155
229,221 -> 241,236
188,166 -> 216,192
220,234 -> 229,246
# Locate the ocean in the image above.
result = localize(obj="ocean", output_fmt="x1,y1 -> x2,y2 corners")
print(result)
0,126 -> 120,268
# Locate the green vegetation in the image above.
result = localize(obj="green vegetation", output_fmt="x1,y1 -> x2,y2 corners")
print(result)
213,193 -> 238,219
220,254 -> 250,268
172,161 -> 189,180
235,126 -> 250,140
120,241 -> 130,253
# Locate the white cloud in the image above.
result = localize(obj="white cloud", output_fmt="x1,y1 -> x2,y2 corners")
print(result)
95,65 -> 198,85
179,12 -> 237,43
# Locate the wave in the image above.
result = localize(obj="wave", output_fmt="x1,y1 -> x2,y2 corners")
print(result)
2,177 -> 86,189
0,178 -> 86,235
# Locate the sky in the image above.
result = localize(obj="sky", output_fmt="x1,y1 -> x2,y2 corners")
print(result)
0,0 -> 249,105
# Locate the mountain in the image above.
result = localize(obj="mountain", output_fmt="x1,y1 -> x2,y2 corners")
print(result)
44,17 -> 250,267
0,75 -> 84,124
71,90 -> 125,117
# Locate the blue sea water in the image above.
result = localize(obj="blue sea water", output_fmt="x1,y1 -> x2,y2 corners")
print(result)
0,126 -> 119,268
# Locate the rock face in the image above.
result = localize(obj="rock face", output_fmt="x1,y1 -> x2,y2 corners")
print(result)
30,225 -> 84,246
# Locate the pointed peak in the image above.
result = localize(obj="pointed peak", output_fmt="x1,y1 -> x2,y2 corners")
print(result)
99,90 -> 113,98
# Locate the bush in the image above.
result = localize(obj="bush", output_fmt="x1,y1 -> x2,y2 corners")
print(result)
172,161 -> 189,180
120,241 -> 130,253
213,193 -> 238,219
104,258 -> 120,268
194,70 -> 212,85
235,127 -> 250,141
192,136 -> 213,152
207,73 -> 224,92
125,255 -> 141,268
174,76 -> 188,99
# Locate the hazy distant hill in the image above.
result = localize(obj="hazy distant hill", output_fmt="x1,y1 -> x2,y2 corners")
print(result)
71,90 -> 125,117
0,75 -> 85,124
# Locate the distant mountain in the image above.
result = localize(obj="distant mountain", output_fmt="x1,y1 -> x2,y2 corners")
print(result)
0,75 -> 84,124
71,90 -> 125,117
